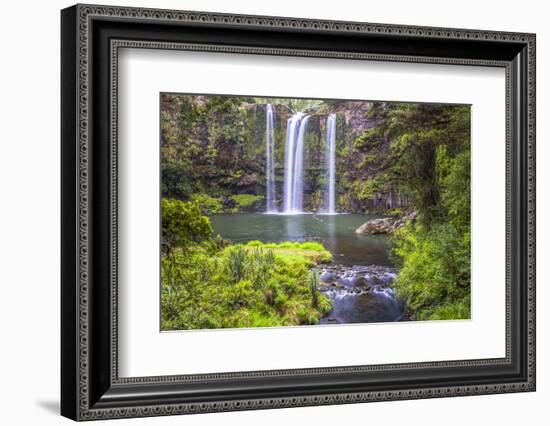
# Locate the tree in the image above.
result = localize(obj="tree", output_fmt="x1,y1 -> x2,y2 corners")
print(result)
161,198 -> 213,254
353,102 -> 470,227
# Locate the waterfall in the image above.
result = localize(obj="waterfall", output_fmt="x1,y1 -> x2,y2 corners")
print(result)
324,113 -> 337,214
265,104 -> 276,213
292,115 -> 309,211
283,112 -> 309,213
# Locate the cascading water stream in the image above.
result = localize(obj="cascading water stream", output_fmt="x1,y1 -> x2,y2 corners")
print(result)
324,113 -> 337,214
265,108 -> 335,214
265,104 -> 276,213
291,115 -> 309,212
283,113 -> 309,213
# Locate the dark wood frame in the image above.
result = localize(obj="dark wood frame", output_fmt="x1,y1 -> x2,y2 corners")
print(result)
61,3 -> 536,421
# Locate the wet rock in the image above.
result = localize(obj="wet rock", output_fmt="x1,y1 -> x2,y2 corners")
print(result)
355,210 -> 418,235
355,217 -> 394,235
319,263 -> 405,324
337,275 -> 355,286
220,195 -> 237,211
319,264 -> 397,300
320,271 -> 337,283
235,173 -> 258,187
354,276 -> 370,288
391,210 -> 418,232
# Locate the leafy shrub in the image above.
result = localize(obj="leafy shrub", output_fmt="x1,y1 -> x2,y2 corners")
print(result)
317,294 -> 333,315
161,198 -> 213,253
309,271 -> 319,307
389,127 -> 471,321
226,246 -> 248,284
161,231 -> 333,330
429,298 -> 470,320
231,194 -> 263,209
187,193 -> 263,213
386,208 -> 403,217
189,193 -> 224,214
392,222 -> 470,320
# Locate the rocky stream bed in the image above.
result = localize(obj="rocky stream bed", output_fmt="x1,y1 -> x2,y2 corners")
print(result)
318,264 -> 407,324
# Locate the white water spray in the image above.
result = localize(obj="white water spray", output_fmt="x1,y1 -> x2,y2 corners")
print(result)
265,104 -> 276,213
283,113 -> 309,213
324,113 -> 337,214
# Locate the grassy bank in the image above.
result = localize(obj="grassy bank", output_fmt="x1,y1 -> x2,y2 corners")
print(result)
161,199 -> 333,330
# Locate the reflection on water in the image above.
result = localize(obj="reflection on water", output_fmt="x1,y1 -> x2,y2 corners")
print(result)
209,213 -> 392,267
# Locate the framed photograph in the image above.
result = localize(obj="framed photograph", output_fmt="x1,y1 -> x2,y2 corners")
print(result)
61,4 -> 536,421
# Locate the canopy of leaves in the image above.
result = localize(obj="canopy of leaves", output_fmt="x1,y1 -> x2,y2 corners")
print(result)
352,102 -> 470,227
160,94 -> 472,322
367,103 -> 472,320
161,198 -> 213,253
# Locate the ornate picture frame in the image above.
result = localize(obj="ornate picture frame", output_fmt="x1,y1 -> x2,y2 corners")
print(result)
61,3 -> 535,421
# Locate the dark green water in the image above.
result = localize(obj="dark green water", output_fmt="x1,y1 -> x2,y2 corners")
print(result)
209,213 -> 392,267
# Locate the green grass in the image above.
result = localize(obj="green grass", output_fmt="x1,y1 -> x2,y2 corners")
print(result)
161,198 -> 334,331
242,241 -> 333,264
391,222 -> 470,320
161,239 -> 333,331
188,193 -> 264,214
231,194 -> 263,209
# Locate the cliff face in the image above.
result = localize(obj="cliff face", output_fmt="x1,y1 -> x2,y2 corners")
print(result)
161,94 -> 410,213
332,101 -> 411,212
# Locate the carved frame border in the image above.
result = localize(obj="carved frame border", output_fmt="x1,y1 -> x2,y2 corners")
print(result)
62,3 -> 535,421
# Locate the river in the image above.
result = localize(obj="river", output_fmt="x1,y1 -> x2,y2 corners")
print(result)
210,213 -> 405,324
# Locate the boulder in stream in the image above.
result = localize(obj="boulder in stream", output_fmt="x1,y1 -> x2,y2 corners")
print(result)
355,210 -> 418,235
355,217 -> 394,235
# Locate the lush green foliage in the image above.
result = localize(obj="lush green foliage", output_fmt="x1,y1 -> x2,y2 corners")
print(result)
161,198 -> 213,253
243,240 -> 333,263
376,104 -> 471,320
161,200 -> 332,330
161,94 -> 264,200
188,193 -> 264,214
188,193 -> 224,214
161,94 -> 405,213
392,222 -> 470,320
231,194 -> 264,209
160,94 -> 472,323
